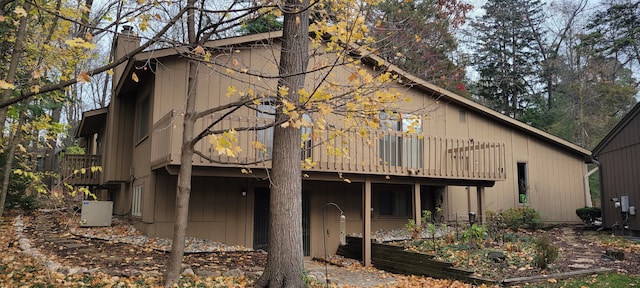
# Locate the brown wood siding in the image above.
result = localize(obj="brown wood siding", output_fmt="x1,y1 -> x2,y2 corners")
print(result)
598,112 -> 640,230
103,95 -> 135,182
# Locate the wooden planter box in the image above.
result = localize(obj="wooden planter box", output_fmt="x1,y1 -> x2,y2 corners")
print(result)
337,236 -> 494,285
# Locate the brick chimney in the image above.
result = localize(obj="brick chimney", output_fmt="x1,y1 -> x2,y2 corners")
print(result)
113,25 -> 140,90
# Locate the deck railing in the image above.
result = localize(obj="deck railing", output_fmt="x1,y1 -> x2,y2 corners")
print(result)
151,110 -> 507,181
60,154 -> 101,186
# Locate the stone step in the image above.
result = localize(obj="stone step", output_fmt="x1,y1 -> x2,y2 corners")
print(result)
61,243 -> 88,249
568,263 -> 592,269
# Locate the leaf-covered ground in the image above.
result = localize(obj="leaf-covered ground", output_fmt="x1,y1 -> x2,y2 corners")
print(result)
397,225 -> 640,281
1,210 -> 490,287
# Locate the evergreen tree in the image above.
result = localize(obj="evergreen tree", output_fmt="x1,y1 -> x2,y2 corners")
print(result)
585,0 -> 640,86
470,0 -> 545,119
366,0 -> 472,96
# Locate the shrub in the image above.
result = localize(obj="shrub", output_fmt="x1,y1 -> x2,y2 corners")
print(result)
500,207 -> 543,230
462,224 -> 488,246
533,235 -> 558,269
576,207 -> 601,224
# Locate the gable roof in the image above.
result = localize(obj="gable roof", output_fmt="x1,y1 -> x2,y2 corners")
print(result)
114,31 -> 592,161
592,102 -> 640,156
76,107 -> 108,138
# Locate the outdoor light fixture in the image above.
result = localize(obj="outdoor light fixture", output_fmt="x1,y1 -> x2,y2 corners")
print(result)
339,214 -> 346,246
468,212 -> 476,225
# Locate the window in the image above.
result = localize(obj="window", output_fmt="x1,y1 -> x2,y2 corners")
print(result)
132,185 -> 143,217
459,110 -> 467,123
257,100 -> 275,158
517,162 -> 528,204
379,112 -> 423,168
136,96 -> 150,143
376,188 -> 411,217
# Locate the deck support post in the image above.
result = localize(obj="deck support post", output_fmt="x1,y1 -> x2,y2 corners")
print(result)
413,182 -> 421,226
363,177 -> 372,266
476,186 -> 485,224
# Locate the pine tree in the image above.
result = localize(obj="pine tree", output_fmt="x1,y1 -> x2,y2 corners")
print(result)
471,0 -> 545,119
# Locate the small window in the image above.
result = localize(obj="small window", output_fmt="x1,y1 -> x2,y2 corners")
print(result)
132,185 -> 143,217
136,96 -> 150,143
517,162 -> 528,204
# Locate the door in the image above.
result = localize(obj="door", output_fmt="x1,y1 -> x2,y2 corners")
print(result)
253,187 -> 270,251
253,188 -> 310,255
302,190 -> 310,256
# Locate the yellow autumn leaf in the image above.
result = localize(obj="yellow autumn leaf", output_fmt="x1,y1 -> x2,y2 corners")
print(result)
30,85 -> 39,94
14,6 -> 27,18
278,85 -> 289,96
0,80 -> 15,90
85,32 -> 93,41
77,72 -> 91,83
131,72 -> 139,82
65,37 -> 97,49
107,69 -> 114,75
193,45 -> 205,55
225,86 -> 237,97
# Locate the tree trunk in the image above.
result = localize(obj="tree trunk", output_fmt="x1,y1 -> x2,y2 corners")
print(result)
0,1 -> 30,135
164,0 -> 197,284
0,100 -> 29,218
164,59 -> 198,287
255,0 -> 309,287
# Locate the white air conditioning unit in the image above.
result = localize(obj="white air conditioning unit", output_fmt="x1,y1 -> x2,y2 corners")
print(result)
80,201 -> 113,227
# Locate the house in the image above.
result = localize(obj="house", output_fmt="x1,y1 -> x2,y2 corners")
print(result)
592,102 -> 640,236
66,30 -> 592,265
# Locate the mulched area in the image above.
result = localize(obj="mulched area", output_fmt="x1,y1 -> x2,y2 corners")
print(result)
20,211 -> 267,278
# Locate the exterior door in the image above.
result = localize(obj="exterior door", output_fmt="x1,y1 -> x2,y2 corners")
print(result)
253,187 -> 270,251
252,188 -> 311,255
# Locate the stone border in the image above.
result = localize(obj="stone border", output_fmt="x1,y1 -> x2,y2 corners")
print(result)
13,215 -> 99,276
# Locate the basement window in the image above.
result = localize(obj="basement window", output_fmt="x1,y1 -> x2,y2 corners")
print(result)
132,185 -> 143,217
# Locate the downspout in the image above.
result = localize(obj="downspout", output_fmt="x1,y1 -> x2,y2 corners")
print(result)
584,158 -> 601,208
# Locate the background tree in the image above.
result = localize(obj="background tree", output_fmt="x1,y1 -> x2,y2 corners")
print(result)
470,0 -> 545,119
585,0 -> 640,88
365,0 -> 472,96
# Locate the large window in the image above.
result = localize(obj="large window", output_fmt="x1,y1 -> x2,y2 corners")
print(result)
257,102 -> 313,161
379,112 -> 423,168
375,184 -> 411,217
301,114 -> 313,160
257,100 -> 275,158
136,96 -> 150,143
